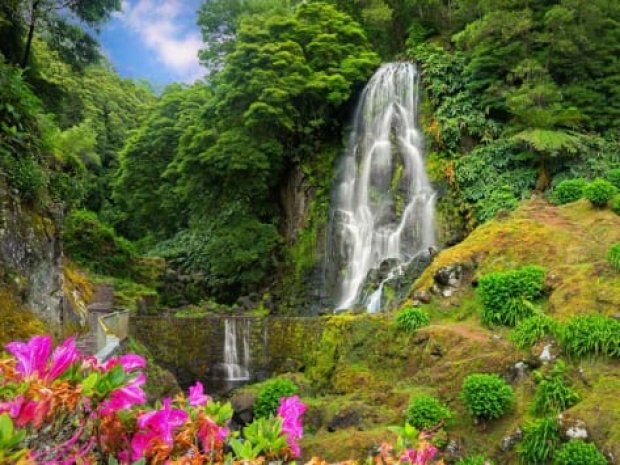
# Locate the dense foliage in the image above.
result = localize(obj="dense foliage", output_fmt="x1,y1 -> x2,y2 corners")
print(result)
550,179 -> 587,205
477,266 -> 545,326
460,374 -> 514,421
583,178 -> 617,208
511,314 -> 558,349
559,315 -> 620,358
405,395 -> 451,431
64,210 -> 136,277
531,362 -> 580,415
552,440 -> 607,465
395,307 -> 431,332
253,379 -> 299,419
517,417 -> 561,465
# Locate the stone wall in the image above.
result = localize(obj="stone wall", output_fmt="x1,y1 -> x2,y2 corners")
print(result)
130,316 -> 325,391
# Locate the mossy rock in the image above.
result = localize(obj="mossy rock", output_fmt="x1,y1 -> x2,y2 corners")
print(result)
0,286 -> 47,346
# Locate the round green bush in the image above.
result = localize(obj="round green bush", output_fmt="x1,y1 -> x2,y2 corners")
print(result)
456,455 -> 493,465
395,307 -> 430,332
583,178 -> 617,207
253,379 -> 298,418
553,440 -> 607,465
560,315 -> 620,358
460,373 -> 514,420
607,168 -> 620,190
608,242 -> 620,270
511,314 -> 558,349
551,179 -> 587,205
517,417 -> 560,465
405,394 -> 452,430
611,194 -> 620,215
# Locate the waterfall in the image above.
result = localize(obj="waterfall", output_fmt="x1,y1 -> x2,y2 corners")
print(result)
329,63 -> 436,312
222,318 -> 251,381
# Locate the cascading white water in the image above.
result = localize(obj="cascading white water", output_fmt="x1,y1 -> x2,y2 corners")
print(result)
222,318 -> 251,381
331,63 -> 436,312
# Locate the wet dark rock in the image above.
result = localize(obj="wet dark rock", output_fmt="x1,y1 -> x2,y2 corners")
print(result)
434,265 -> 464,287
231,392 -> 256,425
327,407 -> 363,432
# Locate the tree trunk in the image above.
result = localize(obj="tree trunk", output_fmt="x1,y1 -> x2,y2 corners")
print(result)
21,0 -> 40,68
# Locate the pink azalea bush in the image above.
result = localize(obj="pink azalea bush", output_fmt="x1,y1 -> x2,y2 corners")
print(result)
0,335 -> 306,464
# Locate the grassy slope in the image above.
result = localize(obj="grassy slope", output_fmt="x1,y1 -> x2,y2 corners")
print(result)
260,199 -> 620,463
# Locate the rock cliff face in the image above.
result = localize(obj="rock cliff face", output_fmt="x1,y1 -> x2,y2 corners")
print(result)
0,181 -> 64,329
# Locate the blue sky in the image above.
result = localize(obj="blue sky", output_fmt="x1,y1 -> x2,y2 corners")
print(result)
99,0 -> 205,88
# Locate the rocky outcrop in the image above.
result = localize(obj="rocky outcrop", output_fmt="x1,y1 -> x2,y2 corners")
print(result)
0,182 -> 64,329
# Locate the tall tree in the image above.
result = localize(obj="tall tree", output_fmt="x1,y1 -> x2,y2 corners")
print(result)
9,0 -> 120,68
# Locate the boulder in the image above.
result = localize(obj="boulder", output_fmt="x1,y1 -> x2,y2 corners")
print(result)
231,391 -> 257,425
327,407 -> 364,432
558,414 -> 589,441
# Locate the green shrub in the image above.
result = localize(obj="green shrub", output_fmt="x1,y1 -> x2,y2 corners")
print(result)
583,178 -> 617,207
560,315 -> 620,358
532,362 -> 580,415
553,440 -> 607,465
5,157 -> 48,203
611,195 -> 620,215
608,242 -> 620,270
456,455 -> 493,465
405,394 -> 452,430
477,266 -> 545,326
511,314 -> 558,349
517,417 -> 560,465
253,379 -> 298,418
64,209 -> 136,277
607,168 -> 620,190
460,373 -> 514,420
474,185 -> 519,223
395,307 -> 431,332
551,179 -> 587,205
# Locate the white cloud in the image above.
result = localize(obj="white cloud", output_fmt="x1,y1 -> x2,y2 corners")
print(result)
117,0 -> 204,83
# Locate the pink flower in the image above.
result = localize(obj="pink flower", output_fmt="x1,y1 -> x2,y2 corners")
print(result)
188,381 -> 210,407
277,395 -> 306,458
197,416 -> 229,453
6,335 -> 52,378
400,444 -> 438,465
5,335 -> 80,381
47,337 -> 80,380
102,373 -> 147,413
102,354 -> 146,373
118,354 -> 146,372
0,396 -> 24,418
131,398 -> 188,459
131,430 -> 158,461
